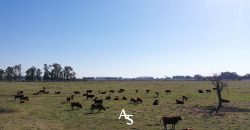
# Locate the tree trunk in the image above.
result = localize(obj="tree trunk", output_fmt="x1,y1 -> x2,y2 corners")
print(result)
216,86 -> 223,108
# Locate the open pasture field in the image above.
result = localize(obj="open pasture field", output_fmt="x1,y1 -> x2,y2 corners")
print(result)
0,81 -> 250,130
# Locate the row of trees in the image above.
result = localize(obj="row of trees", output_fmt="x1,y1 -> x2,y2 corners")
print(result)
171,72 -> 250,81
0,63 -> 76,82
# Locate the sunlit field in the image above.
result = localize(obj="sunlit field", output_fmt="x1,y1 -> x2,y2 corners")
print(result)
1,81 -> 250,130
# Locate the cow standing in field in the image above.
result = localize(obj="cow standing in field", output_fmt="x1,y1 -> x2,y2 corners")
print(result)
114,96 -> 119,100
118,89 -> 125,93
86,90 -> 93,94
66,97 -> 71,102
86,94 -> 95,100
101,91 -> 107,94
155,92 -> 159,97
105,96 -> 111,100
122,96 -> 127,100
135,90 -> 138,93
73,91 -> 80,95
182,96 -> 188,101
161,116 -> 182,130
14,94 -> 24,100
153,100 -> 159,105
205,89 -> 211,93
20,96 -> 29,101
17,91 -> 23,95
54,91 -> 61,94
91,104 -> 106,112
198,90 -> 204,93
71,102 -> 82,110
146,90 -> 150,94
71,95 -> 74,100
165,90 -> 171,94
176,99 -> 184,104
109,90 -> 115,94
93,98 -> 103,104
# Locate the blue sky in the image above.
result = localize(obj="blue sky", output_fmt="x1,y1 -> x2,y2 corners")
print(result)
0,0 -> 249,78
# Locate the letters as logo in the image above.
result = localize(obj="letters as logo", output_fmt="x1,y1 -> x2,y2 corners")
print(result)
118,109 -> 134,125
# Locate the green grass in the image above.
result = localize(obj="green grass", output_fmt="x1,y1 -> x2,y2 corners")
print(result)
0,81 -> 250,130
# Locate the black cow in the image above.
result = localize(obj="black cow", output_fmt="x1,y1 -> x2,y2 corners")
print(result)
86,94 -> 95,100
135,90 -> 138,93
118,89 -> 124,93
94,99 -> 103,104
20,100 -> 25,103
221,98 -> 230,103
14,94 -> 24,100
86,90 -> 93,94
176,99 -> 184,104
105,96 -> 111,100
122,96 -> 127,100
155,92 -> 159,96
33,92 -> 40,95
101,91 -> 107,94
198,90 -> 204,93
153,100 -> 159,105
146,90 -> 150,94
212,87 -> 217,90
71,102 -> 82,110
205,89 -> 211,93
20,96 -> 29,101
17,91 -> 23,95
161,116 -> 182,130
130,98 -> 137,103
109,90 -> 115,94
114,97 -> 119,100
137,98 -> 143,103
91,104 -> 106,112
66,97 -> 71,102
182,96 -> 188,101
54,91 -> 61,94
74,91 -> 80,95
71,95 -> 74,100
165,90 -> 171,94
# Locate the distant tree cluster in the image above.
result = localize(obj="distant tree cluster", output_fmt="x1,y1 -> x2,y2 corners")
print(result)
171,72 -> 250,81
0,63 -> 76,82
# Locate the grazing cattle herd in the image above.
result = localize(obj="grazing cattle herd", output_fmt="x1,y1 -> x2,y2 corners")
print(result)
12,86 -> 229,130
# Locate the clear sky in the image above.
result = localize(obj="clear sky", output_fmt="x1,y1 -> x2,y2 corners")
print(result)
0,0 -> 249,78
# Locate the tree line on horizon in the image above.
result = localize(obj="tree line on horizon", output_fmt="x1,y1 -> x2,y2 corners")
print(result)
0,63 -> 76,82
